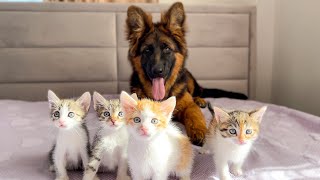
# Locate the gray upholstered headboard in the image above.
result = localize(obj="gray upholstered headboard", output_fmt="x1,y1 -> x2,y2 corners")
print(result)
0,2 -> 256,101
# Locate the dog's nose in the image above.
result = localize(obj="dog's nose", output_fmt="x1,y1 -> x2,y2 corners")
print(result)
152,64 -> 164,76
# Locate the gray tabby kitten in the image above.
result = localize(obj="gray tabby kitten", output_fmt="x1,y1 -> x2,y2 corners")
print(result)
83,92 -> 130,180
48,90 -> 91,180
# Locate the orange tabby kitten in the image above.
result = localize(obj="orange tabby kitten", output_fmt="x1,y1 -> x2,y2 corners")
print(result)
200,103 -> 267,180
120,91 -> 194,180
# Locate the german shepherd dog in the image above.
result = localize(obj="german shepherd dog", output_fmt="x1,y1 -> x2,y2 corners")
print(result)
126,2 -> 247,145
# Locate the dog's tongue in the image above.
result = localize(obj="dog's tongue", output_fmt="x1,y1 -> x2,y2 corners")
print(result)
152,78 -> 165,101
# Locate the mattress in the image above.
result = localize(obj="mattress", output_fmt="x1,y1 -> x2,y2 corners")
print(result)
0,95 -> 319,180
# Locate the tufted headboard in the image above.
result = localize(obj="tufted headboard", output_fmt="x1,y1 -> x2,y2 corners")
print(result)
0,2 -> 256,101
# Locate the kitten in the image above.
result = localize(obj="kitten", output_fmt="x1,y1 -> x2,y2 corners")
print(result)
48,90 -> 91,180
120,91 -> 194,180
200,102 -> 267,180
83,92 -> 130,180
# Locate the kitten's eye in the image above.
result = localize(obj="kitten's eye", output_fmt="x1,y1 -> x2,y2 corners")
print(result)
246,129 -> 252,134
53,111 -> 60,118
118,111 -> 124,117
229,129 -> 237,135
68,112 -> 74,118
151,118 -> 158,124
133,117 -> 141,123
103,111 -> 110,117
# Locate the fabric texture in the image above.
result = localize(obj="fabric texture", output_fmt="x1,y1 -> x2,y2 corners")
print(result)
0,2 -> 256,100
0,96 -> 319,180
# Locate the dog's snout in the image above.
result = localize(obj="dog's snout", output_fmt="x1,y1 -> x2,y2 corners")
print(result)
152,64 -> 164,77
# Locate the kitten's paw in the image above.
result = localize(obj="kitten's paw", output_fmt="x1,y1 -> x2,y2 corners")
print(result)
231,166 -> 243,176
93,175 -> 101,180
49,165 -> 55,172
83,174 -> 98,180
116,175 -> 131,180
220,174 -> 232,180
55,176 -> 69,180
194,97 -> 207,108
198,148 -> 209,154
180,176 -> 191,180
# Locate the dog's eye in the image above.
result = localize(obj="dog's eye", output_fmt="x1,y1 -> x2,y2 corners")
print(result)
163,46 -> 172,54
143,47 -> 152,55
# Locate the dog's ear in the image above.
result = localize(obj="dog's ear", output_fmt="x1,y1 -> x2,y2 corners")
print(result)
126,5 -> 153,56
161,2 -> 186,35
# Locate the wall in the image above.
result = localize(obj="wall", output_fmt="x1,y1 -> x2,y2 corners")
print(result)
272,0 -> 320,116
159,0 -> 274,103
256,0 -> 274,103
160,0 -> 320,116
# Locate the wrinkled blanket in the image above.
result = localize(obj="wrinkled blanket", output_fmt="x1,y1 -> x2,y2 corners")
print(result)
0,95 -> 319,180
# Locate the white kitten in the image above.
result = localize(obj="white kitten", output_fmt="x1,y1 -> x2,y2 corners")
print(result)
48,90 -> 91,180
83,92 -> 130,180
200,103 -> 267,180
120,91 -> 194,180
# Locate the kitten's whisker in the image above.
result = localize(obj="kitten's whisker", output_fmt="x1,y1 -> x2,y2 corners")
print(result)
88,127 -> 100,131
74,128 -> 82,138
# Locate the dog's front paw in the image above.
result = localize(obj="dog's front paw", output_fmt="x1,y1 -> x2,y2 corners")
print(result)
193,97 -> 207,108
186,126 -> 206,146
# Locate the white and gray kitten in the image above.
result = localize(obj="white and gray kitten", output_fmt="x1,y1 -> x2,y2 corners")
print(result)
48,90 -> 91,180
82,92 -> 130,180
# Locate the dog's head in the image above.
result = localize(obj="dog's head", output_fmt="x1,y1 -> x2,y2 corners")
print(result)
126,2 -> 187,101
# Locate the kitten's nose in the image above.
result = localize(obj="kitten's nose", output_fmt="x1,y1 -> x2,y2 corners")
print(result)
59,119 -> 65,124
239,139 -> 245,144
140,126 -> 148,134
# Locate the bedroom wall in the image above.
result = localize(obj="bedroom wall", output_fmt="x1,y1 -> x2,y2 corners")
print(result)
162,0 -> 320,117
160,0 -> 275,103
272,0 -> 320,116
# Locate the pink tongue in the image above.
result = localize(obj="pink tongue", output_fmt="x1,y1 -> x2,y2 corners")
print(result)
152,78 -> 165,101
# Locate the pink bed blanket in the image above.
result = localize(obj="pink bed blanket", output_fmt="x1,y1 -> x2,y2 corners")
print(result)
0,96 -> 319,180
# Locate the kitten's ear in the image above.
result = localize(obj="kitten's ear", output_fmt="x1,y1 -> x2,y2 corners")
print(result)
126,5 -> 153,56
161,2 -> 186,35
120,91 -> 137,115
93,91 -> 106,111
161,96 -> 176,118
48,90 -> 60,109
76,92 -> 91,112
130,93 -> 139,101
250,106 -> 267,123
213,107 -> 230,123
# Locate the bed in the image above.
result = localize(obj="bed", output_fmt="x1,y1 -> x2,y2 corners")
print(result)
0,2 -> 319,180
1,97 -> 320,180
